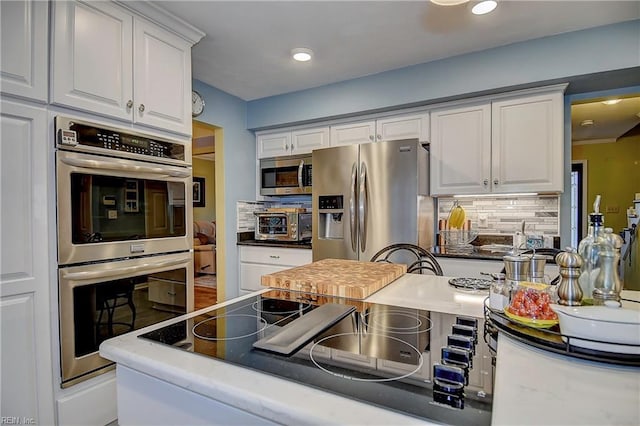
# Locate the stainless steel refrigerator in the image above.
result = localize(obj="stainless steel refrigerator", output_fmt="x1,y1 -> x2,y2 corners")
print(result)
312,139 -> 434,262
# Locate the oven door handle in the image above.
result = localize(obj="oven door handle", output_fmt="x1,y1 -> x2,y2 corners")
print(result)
60,156 -> 191,178
60,258 -> 187,282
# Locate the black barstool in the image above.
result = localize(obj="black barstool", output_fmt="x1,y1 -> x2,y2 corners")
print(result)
95,281 -> 136,338
370,243 -> 443,276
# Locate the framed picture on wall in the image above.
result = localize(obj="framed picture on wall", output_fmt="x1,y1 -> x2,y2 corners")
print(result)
193,177 -> 205,207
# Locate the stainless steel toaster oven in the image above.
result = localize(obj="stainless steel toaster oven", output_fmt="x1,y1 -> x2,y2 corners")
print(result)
254,211 -> 312,242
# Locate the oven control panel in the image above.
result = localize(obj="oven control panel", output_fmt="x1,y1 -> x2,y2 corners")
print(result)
55,116 -> 186,163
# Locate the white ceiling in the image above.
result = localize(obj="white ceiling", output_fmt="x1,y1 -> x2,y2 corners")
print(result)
153,1 -> 640,142
571,96 -> 640,143
154,0 -> 639,101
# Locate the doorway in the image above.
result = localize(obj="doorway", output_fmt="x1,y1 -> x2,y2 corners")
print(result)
192,121 -> 222,309
570,92 -> 640,246
570,161 -> 586,248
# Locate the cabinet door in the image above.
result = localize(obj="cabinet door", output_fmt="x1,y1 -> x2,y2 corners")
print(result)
239,262 -> 289,293
52,0 -> 133,120
330,121 -> 376,146
257,132 -> 291,159
291,127 -> 330,155
430,103 -> 491,195
0,0 -> 48,101
491,92 -> 564,193
134,18 -> 192,135
1,100 -> 55,424
375,113 -> 429,142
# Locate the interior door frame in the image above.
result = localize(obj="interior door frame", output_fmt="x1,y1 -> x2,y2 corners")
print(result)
571,160 -> 588,247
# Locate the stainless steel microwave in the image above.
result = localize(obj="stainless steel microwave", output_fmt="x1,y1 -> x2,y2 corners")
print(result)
254,211 -> 312,242
260,155 -> 312,196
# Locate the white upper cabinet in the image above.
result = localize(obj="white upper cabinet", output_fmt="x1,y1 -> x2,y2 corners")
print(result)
0,0 -> 48,102
330,120 -> 376,146
257,131 -> 291,158
430,87 -> 565,196
291,127 -> 330,155
330,112 -> 429,146
257,127 -> 329,159
52,1 -> 133,120
133,19 -> 191,134
52,1 -> 194,135
430,103 -> 492,195
491,92 -> 564,193
375,113 -> 429,142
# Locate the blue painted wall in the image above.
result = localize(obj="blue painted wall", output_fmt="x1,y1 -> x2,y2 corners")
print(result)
246,20 -> 640,130
192,80 -> 254,300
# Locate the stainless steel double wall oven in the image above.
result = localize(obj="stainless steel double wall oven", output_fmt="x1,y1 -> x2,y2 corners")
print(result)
54,116 -> 194,387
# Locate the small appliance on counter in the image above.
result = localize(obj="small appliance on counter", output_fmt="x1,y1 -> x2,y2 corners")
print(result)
254,208 -> 312,242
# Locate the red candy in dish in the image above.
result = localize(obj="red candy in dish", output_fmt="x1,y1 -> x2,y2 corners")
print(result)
505,282 -> 559,328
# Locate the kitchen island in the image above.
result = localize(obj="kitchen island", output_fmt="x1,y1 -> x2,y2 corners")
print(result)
100,275 -> 640,425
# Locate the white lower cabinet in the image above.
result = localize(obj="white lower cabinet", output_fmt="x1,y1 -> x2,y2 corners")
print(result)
56,373 -> 117,426
438,257 -> 504,278
116,365 -> 278,425
0,99 -> 55,424
238,246 -> 312,294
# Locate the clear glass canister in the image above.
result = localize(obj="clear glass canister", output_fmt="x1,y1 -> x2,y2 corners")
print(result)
489,273 -> 510,311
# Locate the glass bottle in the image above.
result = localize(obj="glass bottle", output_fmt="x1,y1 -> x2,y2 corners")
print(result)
577,212 -> 605,304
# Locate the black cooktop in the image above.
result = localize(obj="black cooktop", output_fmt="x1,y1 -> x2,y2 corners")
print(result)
139,290 -> 492,425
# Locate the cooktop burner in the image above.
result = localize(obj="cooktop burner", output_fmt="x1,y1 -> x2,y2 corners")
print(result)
448,277 -> 492,292
139,290 -> 492,425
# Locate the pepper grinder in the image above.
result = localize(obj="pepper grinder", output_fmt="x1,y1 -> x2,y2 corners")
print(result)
556,248 -> 584,306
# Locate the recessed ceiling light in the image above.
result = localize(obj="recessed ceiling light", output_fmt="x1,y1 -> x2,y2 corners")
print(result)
580,119 -> 594,127
430,0 -> 469,5
291,48 -> 313,62
472,0 -> 497,15
601,99 -> 622,105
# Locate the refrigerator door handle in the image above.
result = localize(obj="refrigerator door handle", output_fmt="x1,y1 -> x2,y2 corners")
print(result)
297,159 -> 304,188
358,161 -> 368,253
350,162 -> 358,252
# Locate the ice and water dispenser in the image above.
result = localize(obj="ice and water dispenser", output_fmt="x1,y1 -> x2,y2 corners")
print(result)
318,195 -> 344,239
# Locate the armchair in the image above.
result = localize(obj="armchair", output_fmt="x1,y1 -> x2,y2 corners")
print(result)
193,220 -> 216,275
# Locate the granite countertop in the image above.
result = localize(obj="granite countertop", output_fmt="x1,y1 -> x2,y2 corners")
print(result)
431,246 -> 509,261
237,231 -> 312,249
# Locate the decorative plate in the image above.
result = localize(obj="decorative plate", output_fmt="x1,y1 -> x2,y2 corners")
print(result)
504,308 -> 559,329
448,277 -> 491,291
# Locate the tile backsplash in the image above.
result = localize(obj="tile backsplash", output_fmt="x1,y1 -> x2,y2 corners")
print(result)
437,195 -> 559,236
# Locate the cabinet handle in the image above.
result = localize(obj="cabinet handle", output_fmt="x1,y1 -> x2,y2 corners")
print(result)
369,135 -> 374,141
269,255 -> 280,259
376,134 -> 382,141
167,291 -> 177,296
138,104 -> 145,113
290,144 -> 294,151
126,100 -> 133,109
493,179 -> 499,185
483,179 -> 489,186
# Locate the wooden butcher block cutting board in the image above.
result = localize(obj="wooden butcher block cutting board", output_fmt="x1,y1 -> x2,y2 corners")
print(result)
261,258 -> 406,300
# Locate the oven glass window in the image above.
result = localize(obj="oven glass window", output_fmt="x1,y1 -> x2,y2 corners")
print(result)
72,268 -> 187,357
257,215 -> 288,235
70,174 -> 186,244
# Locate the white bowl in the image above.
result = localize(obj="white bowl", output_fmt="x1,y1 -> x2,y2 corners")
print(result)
550,304 -> 640,354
